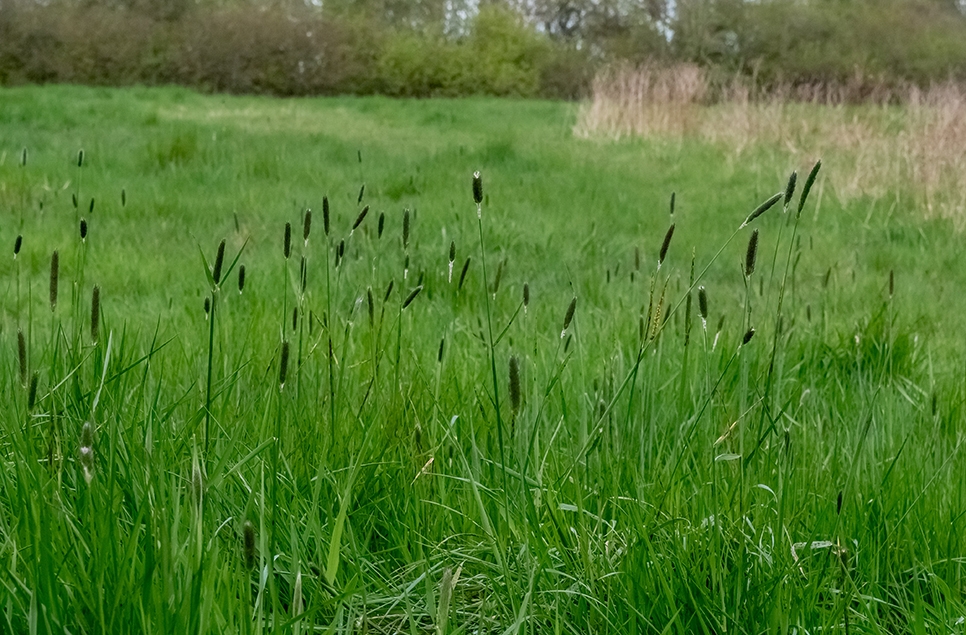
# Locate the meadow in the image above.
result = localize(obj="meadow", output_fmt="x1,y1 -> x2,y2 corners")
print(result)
1,84 -> 966,632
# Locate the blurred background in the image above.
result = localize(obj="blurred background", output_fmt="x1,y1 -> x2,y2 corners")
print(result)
1,0 -> 965,101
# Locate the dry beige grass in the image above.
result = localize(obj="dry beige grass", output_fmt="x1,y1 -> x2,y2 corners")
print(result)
577,65 -> 966,226
574,63 -> 708,139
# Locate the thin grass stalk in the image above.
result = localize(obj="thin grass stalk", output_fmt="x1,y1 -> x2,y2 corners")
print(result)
323,222 -> 336,456
269,339 -> 289,614
14,235 -> 22,326
204,291 -> 216,455
471,171 -> 518,608
747,161 -> 822,467
678,250 -> 695,410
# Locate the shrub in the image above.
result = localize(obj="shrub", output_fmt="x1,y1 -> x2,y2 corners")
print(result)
377,30 -> 473,97
468,5 -> 550,97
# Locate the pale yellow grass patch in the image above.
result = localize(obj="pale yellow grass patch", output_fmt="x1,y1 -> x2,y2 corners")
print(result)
577,66 -> 966,226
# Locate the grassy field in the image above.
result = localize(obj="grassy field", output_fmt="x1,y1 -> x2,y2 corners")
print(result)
1,85 -> 966,633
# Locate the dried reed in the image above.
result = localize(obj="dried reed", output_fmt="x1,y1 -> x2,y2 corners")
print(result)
581,66 -> 966,225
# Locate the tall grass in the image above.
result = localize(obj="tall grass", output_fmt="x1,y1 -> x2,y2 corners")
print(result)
1,87 -> 966,633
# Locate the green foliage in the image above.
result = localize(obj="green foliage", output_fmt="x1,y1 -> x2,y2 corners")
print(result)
2,86 -> 966,631
674,0 -> 966,95
467,5 -> 550,96
377,30 -> 472,97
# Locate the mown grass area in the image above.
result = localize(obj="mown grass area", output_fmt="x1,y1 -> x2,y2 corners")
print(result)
1,85 -> 965,633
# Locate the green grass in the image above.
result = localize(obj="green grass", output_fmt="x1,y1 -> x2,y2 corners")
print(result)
1,85 -> 966,633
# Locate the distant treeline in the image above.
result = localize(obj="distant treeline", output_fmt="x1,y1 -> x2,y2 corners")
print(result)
1,0 -> 965,100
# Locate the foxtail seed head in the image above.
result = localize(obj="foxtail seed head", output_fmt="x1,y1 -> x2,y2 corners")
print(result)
204,297 -> 210,317
492,259 -> 504,296
438,337 -> 445,363
741,192 -> 783,228
797,160 -> 822,218
745,229 -> 759,277
279,341 -> 290,389
377,212 -> 385,238
49,251 -> 59,312
472,171 -> 483,207
91,286 -> 100,343
658,224 -> 675,268
561,297 -> 577,338
303,209 -> 312,243
323,196 -> 330,236
509,356 -> 521,414
358,184 -> 365,204
367,287 -> 374,326
352,205 -> 369,231
28,373 -> 39,410
449,241 -> 456,264
243,521 -> 256,569
523,282 -> 530,311
384,279 -> 394,302
742,327 -> 756,345
17,330 -> 27,386
698,286 -> 708,323
284,223 -> 292,259
80,218 -> 88,241
784,171 -> 798,209
21,147 -> 27,167
402,285 -> 423,309
889,269 -> 894,297
77,149 -> 84,168
238,265 -> 246,293
213,239 -> 226,285
14,235 -> 22,257
403,209 -> 411,249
